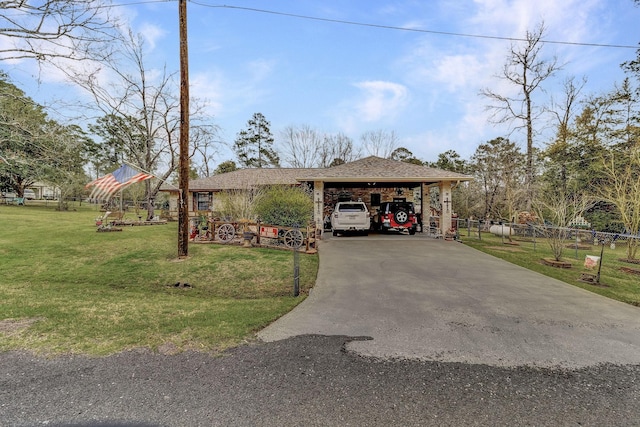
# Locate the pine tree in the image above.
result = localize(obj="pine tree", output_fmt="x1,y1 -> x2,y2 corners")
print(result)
234,113 -> 280,168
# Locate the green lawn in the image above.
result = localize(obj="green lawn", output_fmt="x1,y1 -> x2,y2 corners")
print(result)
0,204 -> 318,355
460,229 -> 640,307
3,205 -> 638,356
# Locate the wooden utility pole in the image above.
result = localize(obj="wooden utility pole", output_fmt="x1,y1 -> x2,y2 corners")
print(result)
178,0 -> 190,257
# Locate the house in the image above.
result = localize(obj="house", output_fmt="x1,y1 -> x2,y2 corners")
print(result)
160,156 -> 473,237
27,182 -> 60,200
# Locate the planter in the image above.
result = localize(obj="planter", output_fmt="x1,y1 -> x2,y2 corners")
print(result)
621,267 -> 640,276
618,258 -> 640,265
541,258 -> 572,268
566,243 -> 592,250
242,231 -> 255,247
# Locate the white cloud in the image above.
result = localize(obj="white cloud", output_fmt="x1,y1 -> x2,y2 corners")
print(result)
138,23 -> 166,51
433,54 -> 485,91
246,58 -> 276,82
469,0 -> 604,42
191,71 -> 224,116
353,80 -> 408,122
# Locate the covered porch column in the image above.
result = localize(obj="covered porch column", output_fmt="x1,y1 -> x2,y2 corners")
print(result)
439,180 -> 452,236
313,180 -> 325,238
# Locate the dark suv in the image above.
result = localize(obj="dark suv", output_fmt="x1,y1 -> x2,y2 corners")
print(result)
373,201 -> 418,235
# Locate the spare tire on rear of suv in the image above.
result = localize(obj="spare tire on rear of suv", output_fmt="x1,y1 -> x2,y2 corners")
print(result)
394,208 -> 409,224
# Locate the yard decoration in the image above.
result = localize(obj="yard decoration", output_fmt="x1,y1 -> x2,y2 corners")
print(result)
195,218 -> 317,252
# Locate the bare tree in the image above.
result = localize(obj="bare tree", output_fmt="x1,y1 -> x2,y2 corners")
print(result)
0,0 -> 117,63
470,137 -> 525,220
62,29 -> 219,219
480,22 -> 561,210
360,129 -> 399,158
544,76 -> 586,193
318,132 -> 361,167
193,126 -> 222,177
599,149 -> 640,261
279,124 -> 322,168
534,190 -> 592,262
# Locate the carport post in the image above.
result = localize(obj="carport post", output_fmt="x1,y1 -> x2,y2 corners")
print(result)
438,181 -> 452,237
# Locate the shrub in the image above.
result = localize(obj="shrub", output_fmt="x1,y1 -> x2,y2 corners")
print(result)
213,187 -> 265,221
255,185 -> 313,227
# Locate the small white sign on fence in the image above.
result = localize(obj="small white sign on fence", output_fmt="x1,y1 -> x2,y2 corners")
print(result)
260,226 -> 278,238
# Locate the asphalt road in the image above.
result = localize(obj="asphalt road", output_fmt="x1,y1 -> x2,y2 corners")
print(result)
3,235 -> 640,426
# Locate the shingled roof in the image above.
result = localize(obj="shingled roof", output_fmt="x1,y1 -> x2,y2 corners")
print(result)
189,167 -> 320,191
186,156 -> 472,191
298,156 -> 472,182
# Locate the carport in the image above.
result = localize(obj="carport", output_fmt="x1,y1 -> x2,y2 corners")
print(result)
166,156 -> 472,236
297,156 -> 473,237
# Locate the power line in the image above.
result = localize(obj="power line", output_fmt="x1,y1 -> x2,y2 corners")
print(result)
6,0 -> 636,49
188,2 -> 639,50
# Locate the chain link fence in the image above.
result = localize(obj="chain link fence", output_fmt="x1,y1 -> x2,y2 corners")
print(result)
453,218 -> 640,260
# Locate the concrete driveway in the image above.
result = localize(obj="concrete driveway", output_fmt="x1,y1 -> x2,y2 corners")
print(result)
259,234 -> 640,368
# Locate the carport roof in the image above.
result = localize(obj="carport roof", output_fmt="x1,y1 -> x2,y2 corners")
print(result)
187,156 -> 472,191
299,156 -> 472,183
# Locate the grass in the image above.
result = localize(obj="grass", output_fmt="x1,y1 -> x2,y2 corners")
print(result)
0,203 -> 318,356
459,229 -> 640,307
3,205 -> 638,356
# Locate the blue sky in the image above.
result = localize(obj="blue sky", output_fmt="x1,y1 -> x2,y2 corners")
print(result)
5,0 -> 640,166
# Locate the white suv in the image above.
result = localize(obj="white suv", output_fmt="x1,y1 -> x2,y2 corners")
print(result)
330,201 -> 370,236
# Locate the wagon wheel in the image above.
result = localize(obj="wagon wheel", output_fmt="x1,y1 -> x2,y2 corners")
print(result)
283,229 -> 304,249
217,223 -> 236,243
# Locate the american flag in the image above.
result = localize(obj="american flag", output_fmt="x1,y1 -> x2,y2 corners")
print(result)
86,164 -> 154,200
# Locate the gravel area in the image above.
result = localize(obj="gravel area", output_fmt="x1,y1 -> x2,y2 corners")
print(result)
2,335 -> 639,427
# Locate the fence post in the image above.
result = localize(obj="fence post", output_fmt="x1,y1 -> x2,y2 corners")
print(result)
256,219 -> 261,245
293,223 -> 300,297
596,238 -> 605,284
531,224 -> 536,251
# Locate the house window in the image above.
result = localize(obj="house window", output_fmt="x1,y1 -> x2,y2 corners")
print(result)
195,192 -> 212,211
371,193 -> 381,206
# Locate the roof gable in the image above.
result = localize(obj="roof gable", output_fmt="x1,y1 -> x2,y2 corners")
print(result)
299,156 -> 472,182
